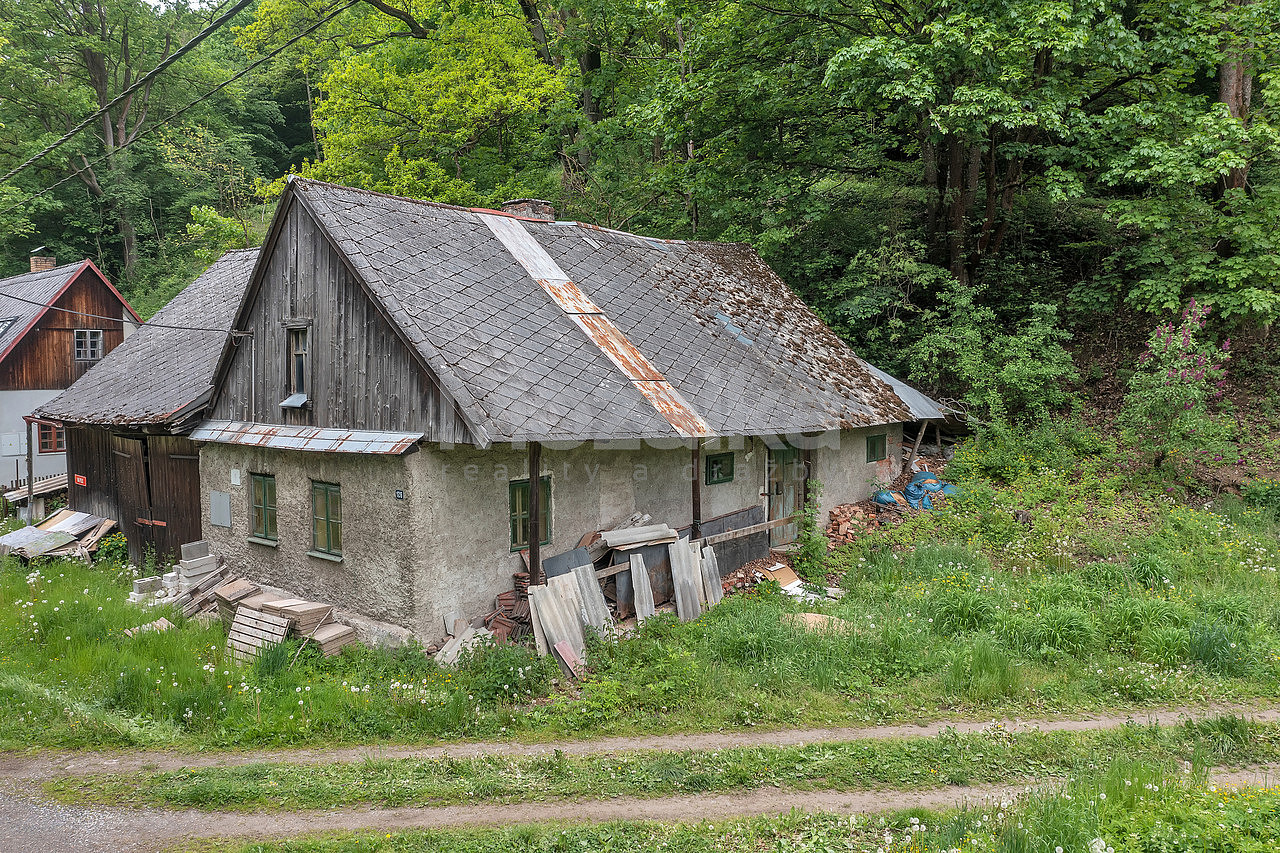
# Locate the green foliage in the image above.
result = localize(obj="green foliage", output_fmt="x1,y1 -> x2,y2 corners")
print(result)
791,480 -> 827,583
909,282 -> 1078,421
1118,300 -> 1235,475
1243,477 -> 1280,513
186,206 -> 252,264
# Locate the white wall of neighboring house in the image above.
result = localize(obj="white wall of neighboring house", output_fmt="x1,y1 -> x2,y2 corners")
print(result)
0,388 -> 65,487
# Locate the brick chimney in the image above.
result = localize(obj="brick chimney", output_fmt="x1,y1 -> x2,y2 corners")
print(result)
501,199 -> 556,221
29,255 -> 56,273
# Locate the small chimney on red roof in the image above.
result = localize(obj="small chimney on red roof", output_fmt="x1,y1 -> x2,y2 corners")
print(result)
501,199 -> 556,221
29,255 -> 56,273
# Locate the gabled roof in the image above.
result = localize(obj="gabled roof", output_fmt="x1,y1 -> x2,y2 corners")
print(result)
220,178 -> 944,444
37,249 -> 258,428
0,260 -> 138,364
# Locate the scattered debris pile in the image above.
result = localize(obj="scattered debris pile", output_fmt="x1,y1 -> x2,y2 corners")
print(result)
825,501 -> 884,546
120,539 -> 358,662
0,509 -> 115,560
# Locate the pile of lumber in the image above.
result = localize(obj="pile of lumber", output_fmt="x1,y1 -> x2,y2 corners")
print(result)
213,579 -> 356,658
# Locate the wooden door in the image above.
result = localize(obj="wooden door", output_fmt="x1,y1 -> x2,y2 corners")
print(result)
145,436 -> 201,560
111,435 -> 154,564
767,447 -> 805,545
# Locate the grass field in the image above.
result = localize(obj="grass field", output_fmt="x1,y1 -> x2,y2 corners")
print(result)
1,426 -> 1278,751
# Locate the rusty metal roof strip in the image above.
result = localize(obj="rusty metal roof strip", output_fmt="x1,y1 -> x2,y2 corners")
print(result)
191,421 -> 423,454
482,213 -> 713,438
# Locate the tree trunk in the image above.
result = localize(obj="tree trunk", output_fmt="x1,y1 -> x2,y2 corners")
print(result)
1217,0 -> 1253,196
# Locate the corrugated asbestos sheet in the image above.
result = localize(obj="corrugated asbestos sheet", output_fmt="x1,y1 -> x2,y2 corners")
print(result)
190,421 -> 423,455
288,180 -> 943,442
37,250 -> 259,427
482,213 -> 713,438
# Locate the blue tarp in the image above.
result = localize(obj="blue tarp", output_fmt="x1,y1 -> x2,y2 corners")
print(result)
873,471 -> 958,510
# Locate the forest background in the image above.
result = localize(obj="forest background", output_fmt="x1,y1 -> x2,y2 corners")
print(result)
1,0 -> 1278,446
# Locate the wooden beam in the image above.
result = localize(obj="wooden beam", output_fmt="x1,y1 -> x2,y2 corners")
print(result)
904,420 -> 928,472
24,418 -> 34,526
691,442 -> 702,540
528,441 -> 542,586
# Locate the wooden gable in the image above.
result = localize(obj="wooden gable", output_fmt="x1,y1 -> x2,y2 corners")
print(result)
210,196 -> 475,442
0,264 -> 136,391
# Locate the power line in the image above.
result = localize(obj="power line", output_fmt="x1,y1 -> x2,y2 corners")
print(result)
0,0 -> 356,218
0,289 -> 233,333
0,0 -> 260,185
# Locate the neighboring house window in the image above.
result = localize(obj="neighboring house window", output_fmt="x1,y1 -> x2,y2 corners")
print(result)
311,481 -> 342,557
74,329 -> 103,361
866,433 -> 888,463
288,328 -> 309,396
250,474 -> 277,541
705,452 -> 734,485
37,423 -> 65,453
509,476 -> 551,550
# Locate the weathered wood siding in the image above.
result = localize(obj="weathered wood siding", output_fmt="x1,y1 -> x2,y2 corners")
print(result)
211,199 -> 474,442
0,269 -> 129,390
66,426 -> 118,520
66,427 -> 201,563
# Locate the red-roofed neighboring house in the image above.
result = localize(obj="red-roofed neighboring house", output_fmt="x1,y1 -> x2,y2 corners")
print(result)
0,256 -> 139,491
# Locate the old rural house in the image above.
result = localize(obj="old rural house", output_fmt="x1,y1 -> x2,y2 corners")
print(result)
36,250 -> 259,563
0,256 -> 139,493
187,177 -> 944,642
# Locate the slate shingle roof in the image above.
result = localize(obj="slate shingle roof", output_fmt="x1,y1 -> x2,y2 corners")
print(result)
37,249 -> 258,427
0,262 -> 90,362
290,179 -> 943,444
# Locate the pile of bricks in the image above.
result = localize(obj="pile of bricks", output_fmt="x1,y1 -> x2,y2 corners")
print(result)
825,501 -> 883,546
484,588 -> 531,643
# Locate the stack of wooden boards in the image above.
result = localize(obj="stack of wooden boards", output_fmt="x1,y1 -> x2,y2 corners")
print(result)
526,537 -> 724,677
213,579 -> 356,662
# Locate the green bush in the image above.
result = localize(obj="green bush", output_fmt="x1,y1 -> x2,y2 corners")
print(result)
1139,625 -> 1189,667
947,416 -> 1109,483
1243,477 -> 1280,513
457,641 -> 556,706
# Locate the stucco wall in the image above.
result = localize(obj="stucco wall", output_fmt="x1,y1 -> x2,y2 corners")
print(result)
198,444 -> 420,629
0,389 -> 65,484
196,426 -> 907,643
810,425 -> 904,526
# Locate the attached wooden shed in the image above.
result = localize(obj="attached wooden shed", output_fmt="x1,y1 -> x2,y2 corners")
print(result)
36,250 -> 258,563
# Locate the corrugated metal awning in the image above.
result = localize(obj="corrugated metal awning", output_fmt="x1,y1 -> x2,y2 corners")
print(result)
190,421 -> 423,454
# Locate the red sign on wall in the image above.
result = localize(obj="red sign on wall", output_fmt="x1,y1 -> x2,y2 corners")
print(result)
73,474 -> 87,487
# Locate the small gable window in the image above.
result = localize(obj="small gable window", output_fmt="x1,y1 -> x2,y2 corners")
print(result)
282,327 -> 309,408
38,423 -> 65,453
866,433 -> 887,463
509,476 -> 551,550
74,329 -> 103,361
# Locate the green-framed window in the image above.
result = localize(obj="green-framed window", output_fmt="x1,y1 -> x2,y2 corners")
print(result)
509,476 -> 550,550
311,481 -> 342,556
705,451 -> 734,485
866,433 -> 887,463
250,473 -> 277,541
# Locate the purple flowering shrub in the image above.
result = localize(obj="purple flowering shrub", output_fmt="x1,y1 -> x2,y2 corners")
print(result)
1118,300 -> 1235,474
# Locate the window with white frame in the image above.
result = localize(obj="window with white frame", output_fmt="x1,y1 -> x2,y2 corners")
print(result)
74,329 -> 103,361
